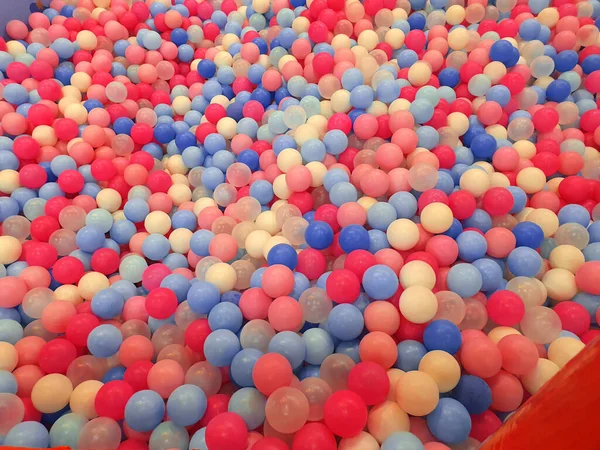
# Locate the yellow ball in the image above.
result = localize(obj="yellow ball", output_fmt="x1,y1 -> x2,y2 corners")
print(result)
516,167 -> 546,194
520,358 -> 559,394
306,162 -> 327,186
330,90 -> 352,113
32,374 -> 73,413
78,272 -> 110,301
447,112 -> 469,136
547,337 -> 585,368
194,198 -> 217,215
526,208 -> 559,237
386,368 -> 404,402
216,117 -> 237,139
367,401 -> 410,444
420,203 -> 453,234
0,236 -> 22,265
144,211 -> 171,235
459,168 -> 490,197
395,371 -> 439,416
385,29 -> 405,49
399,286 -> 438,324
65,103 -> 88,125
172,96 -> 192,115
407,61 -> 432,87
168,184 -> 192,206
96,188 -> 122,213
0,342 -> 18,371
77,30 -> 98,50
541,268 -> 577,302
256,211 -> 279,235
387,219 -> 419,251
357,30 -> 379,51
205,262 -> 238,293
55,285 -> 83,305
548,245 -> 585,273
0,169 -> 20,194
418,350 -> 461,393
273,174 -> 292,200
169,228 -> 192,254
399,260 -> 436,290
277,149 -> 303,173
446,5 -> 466,24
245,230 -> 272,259
70,380 -> 103,419
32,125 -> 58,146
488,326 -> 521,344
338,432 -> 380,450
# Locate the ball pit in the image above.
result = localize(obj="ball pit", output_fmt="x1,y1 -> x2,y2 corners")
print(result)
0,0 -> 599,448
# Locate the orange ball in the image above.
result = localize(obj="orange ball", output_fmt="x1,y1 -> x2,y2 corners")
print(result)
358,332 -> 397,369
364,302 -> 400,335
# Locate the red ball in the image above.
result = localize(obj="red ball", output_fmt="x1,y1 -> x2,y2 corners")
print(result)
205,104 -> 227,124
205,412 -> 248,450
307,21 -> 328,43
449,190 -> 477,220
288,191 -> 314,215
30,215 -> 61,242
481,187 -> 514,216
314,204 -> 340,232
432,145 -> 456,169
21,397 -> 42,423
65,313 -> 100,347
470,410 -> 502,442
95,380 -> 135,420
296,249 -> 326,280
124,361 -> 154,392
13,136 -> 41,160
532,107 -> 559,133
553,302 -> 591,336
323,390 -> 368,438
417,189 -> 449,212
486,290 -> 525,326
292,423 -> 336,450
147,171 -> 173,193
326,269 -> 361,303
25,242 -> 58,269
130,123 -> 153,145
328,113 -> 352,134
251,437 -> 290,450
344,250 -> 377,279
347,362 -> 390,405
91,159 -> 117,182
312,52 -> 334,76
27,104 -> 54,126
19,164 -> 48,190
58,169 -> 85,194
91,248 -> 120,275
531,152 -> 559,177
38,339 -> 77,374
185,319 -> 212,354
54,118 -> 80,141
145,287 -> 178,319
558,176 -> 589,203
53,256 -> 85,284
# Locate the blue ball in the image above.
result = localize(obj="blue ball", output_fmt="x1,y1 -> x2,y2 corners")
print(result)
91,288 -> 125,320
167,384 -> 207,427
557,204 -> 590,227
5,421 -> 49,448
305,221 -> 334,250
512,221 -> 544,249
0,370 -> 17,394
507,247 -> 542,277
389,192 -> 418,218
203,329 -> 240,367
160,274 -> 191,303
142,233 -> 171,261
451,375 -> 492,415
0,319 -> 23,345
327,304 -> 364,341
187,281 -> 221,314
268,331 -> 306,369
447,263 -> 483,298
76,225 -> 106,253
427,398 -> 472,445
267,243 -> 298,269
208,302 -> 243,332
545,79 -> 571,102
102,365 -> 126,382
230,348 -> 263,387
190,230 -> 214,256
87,324 -> 123,358
125,390 -> 166,432
228,388 -> 266,431
123,198 -> 150,223
339,225 -> 370,253
302,328 -> 334,365
362,265 -> 399,300
395,340 -> 427,372
473,258 -> 504,292
456,231 -> 488,262
329,181 -> 358,206
423,320 -> 462,354
470,133 -> 496,159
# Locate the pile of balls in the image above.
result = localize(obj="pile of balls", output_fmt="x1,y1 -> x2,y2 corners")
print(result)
0,0 -> 600,448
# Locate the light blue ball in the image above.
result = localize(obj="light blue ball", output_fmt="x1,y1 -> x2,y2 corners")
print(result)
186,281 -> 219,315
302,328 -> 334,365
228,387 -> 266,430
381,432 -> 425,450
427,398 -> 472,445
203,329 -> 241,367
327,304 -> 364,341
363,264 -> 399,300
87,324 -> 122,358
149,421 -> 189,450
268,331 -> 306,369
230,348 -> 263,387
125,390 -> 166,432
5,421 -> 49,448
507,247 -> 542,277
447,263 -> 483,298
49,413 -> 88,448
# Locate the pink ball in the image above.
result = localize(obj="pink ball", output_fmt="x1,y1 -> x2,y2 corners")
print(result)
146,360 -> 185,398
460,337 -> 502,378
262,265 -> 295,298
268,296 -> 303,332
0,277 -> 28,308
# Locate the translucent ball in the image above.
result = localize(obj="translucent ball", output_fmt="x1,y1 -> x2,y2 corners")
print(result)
520,306 -> 562,344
